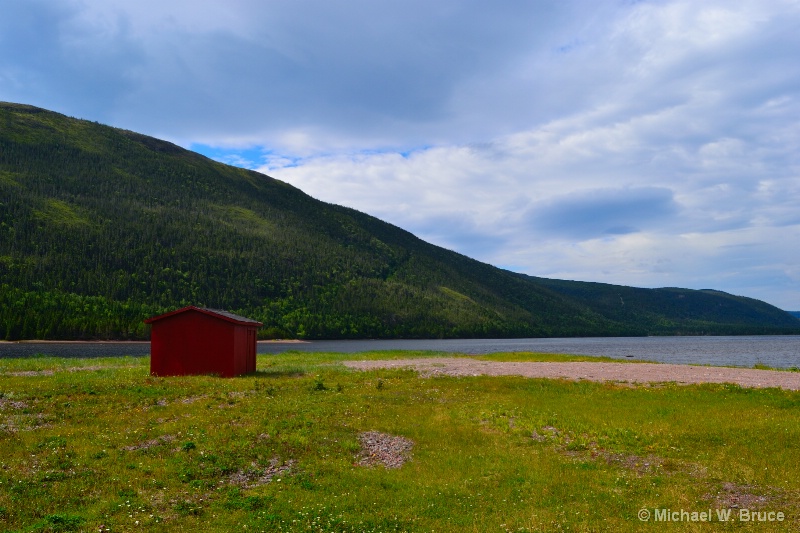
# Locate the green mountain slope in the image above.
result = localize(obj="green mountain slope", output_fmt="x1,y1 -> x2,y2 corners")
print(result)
1,102 -> 798,340
524,276 -> 799,335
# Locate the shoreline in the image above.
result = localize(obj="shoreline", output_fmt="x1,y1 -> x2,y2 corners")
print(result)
0,339 -> 309,344
0,340 -> 150,344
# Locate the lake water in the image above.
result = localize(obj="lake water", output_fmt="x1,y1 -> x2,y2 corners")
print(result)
1,336 -> 799,369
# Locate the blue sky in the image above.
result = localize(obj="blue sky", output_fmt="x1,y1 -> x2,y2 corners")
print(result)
2,0 -> 799,310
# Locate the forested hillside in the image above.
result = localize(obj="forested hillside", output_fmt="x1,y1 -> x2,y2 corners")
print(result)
2,102 -> 799,339
527,277 -> 800,336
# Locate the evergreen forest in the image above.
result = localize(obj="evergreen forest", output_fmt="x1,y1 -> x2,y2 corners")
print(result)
2,102 -> 799,339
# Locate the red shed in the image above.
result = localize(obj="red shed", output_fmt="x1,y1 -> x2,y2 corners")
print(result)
145,306 -> 262,377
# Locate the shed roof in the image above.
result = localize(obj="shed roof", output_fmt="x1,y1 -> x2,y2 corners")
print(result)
144,306 -> 263,326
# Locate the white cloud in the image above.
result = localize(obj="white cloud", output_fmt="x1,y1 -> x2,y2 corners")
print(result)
2,0 -> 800,308
264,0 -> 800,308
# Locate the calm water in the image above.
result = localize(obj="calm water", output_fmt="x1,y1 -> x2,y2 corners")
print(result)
1,336 -> 799,368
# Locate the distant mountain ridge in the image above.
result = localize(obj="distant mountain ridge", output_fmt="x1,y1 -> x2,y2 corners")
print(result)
1,101 -> 798,340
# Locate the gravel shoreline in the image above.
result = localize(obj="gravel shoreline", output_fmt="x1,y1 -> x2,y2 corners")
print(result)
342,358 -> 800,391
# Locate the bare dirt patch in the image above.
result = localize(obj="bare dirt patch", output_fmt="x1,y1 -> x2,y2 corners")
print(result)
357,431 -> 414,469
343,358 -> 800,390
227,458 -> 295,489
122,434 -> 177,452
3,370 -> 55,377
0,397 -> 29,410
2,365 -> 138,377
707,482 -> 772,510
0,412 -> 50,433
179,395 -> 207,404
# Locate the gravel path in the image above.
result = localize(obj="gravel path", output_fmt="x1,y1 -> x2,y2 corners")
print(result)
342,358 -> 800,391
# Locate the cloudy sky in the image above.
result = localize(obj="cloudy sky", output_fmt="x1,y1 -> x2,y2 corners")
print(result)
2,0 -> 799,310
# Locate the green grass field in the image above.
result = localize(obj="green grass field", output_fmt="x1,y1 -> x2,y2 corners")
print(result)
1,351 -> 799,532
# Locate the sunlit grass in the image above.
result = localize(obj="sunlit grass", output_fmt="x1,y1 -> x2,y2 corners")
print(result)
1,351 -> 798,531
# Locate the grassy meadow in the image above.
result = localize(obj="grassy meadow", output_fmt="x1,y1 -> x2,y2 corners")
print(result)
1,351 -> 799,532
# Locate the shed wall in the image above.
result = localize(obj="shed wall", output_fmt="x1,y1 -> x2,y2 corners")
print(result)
150,311 -> 236,377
